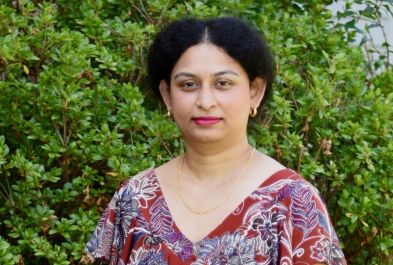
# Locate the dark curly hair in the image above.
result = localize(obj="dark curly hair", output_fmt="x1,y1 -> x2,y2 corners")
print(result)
147,17 -> 275,107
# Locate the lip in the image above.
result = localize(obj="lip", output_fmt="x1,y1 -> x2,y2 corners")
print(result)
192,116 -> 222,126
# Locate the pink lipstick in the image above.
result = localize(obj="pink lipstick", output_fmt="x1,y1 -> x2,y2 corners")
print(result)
192,116 -> 221,126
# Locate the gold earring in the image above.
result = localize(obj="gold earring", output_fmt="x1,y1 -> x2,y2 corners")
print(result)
250,107 -> 257,118
167,110 -> 172,118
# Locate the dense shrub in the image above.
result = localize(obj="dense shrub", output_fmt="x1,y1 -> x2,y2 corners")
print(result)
0,1 -> 391,264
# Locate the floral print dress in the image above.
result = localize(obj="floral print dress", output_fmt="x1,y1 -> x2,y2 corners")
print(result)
86,168 -> 346,265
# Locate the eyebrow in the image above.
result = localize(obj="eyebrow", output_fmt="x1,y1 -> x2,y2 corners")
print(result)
214,70 -> 239,77
173,72 -> 196,80
173,70 -> 239,80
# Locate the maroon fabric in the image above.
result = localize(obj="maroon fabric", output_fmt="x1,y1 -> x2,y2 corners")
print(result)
86,168 -> 346,265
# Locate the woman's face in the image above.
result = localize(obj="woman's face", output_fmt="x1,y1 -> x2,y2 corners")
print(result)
160,43 -> 265,145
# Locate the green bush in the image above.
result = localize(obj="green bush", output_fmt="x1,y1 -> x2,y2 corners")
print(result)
0,1 -> 392,264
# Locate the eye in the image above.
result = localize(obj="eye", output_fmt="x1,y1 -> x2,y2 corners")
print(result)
214,79 -> 232,89
180,80 -> 199,90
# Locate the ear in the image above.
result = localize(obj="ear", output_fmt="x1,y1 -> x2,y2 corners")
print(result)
250,77 -> 266,109
159,80 -> 172,110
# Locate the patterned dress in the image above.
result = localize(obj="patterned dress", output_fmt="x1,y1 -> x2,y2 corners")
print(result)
86,168 -> 346,265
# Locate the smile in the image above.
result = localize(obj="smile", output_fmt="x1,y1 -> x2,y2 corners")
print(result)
192,116 -> 222,126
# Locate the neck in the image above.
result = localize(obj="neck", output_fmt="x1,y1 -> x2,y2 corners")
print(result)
182,138 -> 253,184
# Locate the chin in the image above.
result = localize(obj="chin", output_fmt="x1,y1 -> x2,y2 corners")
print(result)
185,132 -> 225,144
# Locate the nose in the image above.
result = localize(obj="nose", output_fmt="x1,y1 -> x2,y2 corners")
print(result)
196,85 -> 217,110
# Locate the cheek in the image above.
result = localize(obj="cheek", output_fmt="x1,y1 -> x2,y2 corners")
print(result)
222,90 -> 251,112
170,93 -> 193,119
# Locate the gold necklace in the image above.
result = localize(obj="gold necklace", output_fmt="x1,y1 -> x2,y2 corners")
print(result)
177,147 -> 256,215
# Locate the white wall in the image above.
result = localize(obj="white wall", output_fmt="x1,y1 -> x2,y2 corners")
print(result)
328,1 -> 393,64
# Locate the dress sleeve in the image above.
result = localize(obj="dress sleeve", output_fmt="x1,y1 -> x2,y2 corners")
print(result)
85,181 -> 137,264
279,180 -> 347,265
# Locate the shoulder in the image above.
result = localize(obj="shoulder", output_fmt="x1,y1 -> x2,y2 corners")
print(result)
113,167 -> 159,202
121,167 -> 156,186
265,169 -> 336,233
259,168 -> 328,214
251,152 -> 323,201
284,172 -> 328,214
262,167 -> 320,194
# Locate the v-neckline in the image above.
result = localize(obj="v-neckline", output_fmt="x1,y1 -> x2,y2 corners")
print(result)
151,167 -> 291,245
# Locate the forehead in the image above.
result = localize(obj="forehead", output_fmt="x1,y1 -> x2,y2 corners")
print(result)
171,43 -> 247,77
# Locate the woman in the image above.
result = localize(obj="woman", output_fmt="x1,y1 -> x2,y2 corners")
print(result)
85,17 -> 346,265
